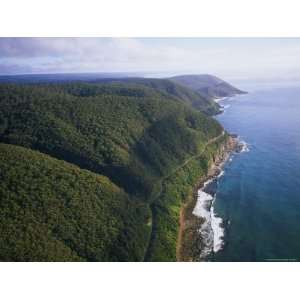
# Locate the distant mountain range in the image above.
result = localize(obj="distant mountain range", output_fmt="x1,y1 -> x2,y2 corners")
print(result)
0,72 -> 139,83
169,74 -> 247,99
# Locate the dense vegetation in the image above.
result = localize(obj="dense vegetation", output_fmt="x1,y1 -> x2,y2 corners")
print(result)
145,134 -> 227,261
0,78 -> 231,261
0,82 -> 222,197
0,75 -> 222,115
90,78 -> 221,115
0,143 -> 149,261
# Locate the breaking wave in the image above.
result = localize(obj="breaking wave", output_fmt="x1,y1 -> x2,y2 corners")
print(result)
192,177 -> 225,259
239,140 -> 250,152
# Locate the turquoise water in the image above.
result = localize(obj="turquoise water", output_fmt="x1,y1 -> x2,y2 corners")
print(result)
212,84 -> 300,261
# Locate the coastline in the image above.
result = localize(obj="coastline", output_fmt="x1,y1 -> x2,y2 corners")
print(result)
177,135 -> 240,261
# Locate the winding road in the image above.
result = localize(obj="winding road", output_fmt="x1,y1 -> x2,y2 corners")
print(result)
143,131 -> 225,261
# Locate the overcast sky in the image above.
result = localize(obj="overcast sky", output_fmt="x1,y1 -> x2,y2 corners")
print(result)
1,38 -> 300,80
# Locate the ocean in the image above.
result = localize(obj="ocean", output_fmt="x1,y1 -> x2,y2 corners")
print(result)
195,81 -> 300,261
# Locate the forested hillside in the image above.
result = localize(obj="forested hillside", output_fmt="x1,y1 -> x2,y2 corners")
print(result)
0,79 -> 228,261
90,78 -> 221,115
0,75 -> 222,115
0,82 -> 222,197
169,74 -> 247,99
0,143 -> 149,261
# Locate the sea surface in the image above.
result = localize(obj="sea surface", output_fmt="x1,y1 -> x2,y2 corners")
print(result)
197,81 -> 300,261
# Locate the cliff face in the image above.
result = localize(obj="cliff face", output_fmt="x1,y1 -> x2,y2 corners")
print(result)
209,136 -> 238,174
177,135 -> 238,261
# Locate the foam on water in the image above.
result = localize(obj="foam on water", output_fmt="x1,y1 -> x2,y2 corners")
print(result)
211,204 -> 225,252
193,190 -> 213,221
192,177 -> 225,258
214,97 -> 228,103
240,140 -> 250,152
217,170 -> 225,178
192,190 -> 214,258
234,135 -> 250,153
219,104 -> 231,114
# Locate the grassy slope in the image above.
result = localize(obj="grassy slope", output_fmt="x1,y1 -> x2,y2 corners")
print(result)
0,143 -> 150,261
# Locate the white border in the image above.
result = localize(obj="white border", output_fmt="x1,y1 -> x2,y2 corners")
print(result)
0,263 -> 299,300
1,1 -> 300,299
1,0 -> 300,36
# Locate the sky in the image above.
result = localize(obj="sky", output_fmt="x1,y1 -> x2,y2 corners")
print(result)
1,38 -> 300,81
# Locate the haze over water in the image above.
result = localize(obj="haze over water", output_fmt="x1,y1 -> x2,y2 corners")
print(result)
212,81 -> 300,261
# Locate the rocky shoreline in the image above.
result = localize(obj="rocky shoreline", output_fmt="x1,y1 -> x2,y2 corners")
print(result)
177,134 -> 241,261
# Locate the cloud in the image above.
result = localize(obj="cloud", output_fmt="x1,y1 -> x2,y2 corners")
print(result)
1,38 -> 300,79
0,38 -> 167,73
0,38 -> 203,74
